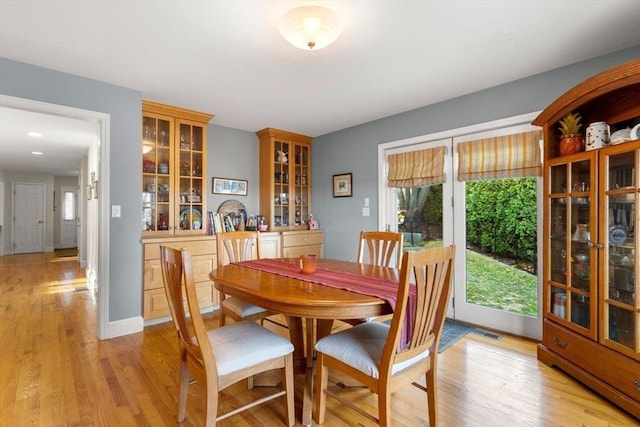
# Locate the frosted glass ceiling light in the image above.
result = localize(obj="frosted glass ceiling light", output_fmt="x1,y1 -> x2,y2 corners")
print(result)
278,6 -> 343,50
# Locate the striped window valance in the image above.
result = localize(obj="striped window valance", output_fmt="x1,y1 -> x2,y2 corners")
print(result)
457,130 -> 542,181
387,146 -> 446,188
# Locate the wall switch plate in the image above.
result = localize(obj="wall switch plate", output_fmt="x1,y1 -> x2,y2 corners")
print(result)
362,207 -> 370,217
364,197 -> 370,207
111,205 -> 121,218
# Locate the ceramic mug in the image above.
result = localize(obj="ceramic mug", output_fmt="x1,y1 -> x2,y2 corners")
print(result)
586,121 -> 610,150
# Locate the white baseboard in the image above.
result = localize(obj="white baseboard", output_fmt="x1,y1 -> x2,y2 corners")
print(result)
142,305 -> 217,328
108,316 -> 144,338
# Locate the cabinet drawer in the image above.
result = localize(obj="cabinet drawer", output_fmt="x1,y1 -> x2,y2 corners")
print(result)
283,244 -> 323,258
143,282 -> 216,320
144,259 -> 163,290
282,231 -> 323,248
543,320 -> 640,400
144,238 -> 216,260
144,255 -> 214,290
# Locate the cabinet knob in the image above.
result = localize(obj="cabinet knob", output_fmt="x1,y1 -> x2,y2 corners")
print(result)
635,379 -> 640,392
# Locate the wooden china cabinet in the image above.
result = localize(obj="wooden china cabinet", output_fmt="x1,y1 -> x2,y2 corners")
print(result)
141,101 -> 217,321
141,100 -> 213,236
534,59 -> 640,418
256,127 -> 324,257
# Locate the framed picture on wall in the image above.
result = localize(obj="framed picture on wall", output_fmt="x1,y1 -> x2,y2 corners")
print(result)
212,177 -> 248,196
333,173 -> 352,197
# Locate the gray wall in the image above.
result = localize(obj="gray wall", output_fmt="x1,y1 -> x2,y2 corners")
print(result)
207,124 -> 260,217
312,46 -> 640,261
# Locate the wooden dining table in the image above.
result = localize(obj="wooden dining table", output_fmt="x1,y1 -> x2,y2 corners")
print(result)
210,258 -> 399,426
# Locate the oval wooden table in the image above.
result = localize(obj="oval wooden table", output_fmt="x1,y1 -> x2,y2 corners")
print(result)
210,258 -> 397,426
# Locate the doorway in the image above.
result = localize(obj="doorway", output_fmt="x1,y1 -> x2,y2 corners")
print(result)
1,94 -> 110,340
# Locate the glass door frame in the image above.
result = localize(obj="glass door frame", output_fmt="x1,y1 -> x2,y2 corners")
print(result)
378,112 -> 543,339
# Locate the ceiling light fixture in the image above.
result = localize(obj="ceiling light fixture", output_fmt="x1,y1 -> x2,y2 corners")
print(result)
278,5 -> 343,51
32,151 -> 43,155
28,132 -> 43,138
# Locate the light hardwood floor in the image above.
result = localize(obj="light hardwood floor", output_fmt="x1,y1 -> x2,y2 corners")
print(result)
1,252 -> 638,426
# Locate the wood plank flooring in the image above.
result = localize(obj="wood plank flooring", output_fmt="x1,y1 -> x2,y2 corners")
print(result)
0,252 -> 638,426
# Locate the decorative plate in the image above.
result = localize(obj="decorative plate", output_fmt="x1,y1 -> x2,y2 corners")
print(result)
609,225 -> 627,245
180,208 -> 202,230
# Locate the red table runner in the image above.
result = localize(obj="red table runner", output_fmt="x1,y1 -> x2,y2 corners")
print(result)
234,258 -> 416,349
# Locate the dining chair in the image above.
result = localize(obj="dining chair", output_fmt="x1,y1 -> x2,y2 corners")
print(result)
216,231 -> 273,326
357,231 -> 404,268
346,230 -> 404,326
313,245 -> 455,427
159,245 -> 295,427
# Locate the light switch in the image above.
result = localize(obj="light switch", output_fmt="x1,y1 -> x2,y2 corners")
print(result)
111,205 -> 121,218
362,207 -> 370,217
364,197 -> 370,207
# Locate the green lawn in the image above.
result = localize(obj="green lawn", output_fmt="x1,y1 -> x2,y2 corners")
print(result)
466,249 -> 538,316
408,242 -> 538,317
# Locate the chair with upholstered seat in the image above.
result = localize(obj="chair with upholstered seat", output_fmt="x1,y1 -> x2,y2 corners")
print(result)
159,245 -> 295,426
216,231 -> 273,326
314,245 -> 455,427
357,231 -> 404,268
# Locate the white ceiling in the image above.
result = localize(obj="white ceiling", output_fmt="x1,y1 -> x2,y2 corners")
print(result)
0,1 -> 639,176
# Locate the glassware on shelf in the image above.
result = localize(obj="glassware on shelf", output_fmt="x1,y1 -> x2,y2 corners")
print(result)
572,224 -> 590,242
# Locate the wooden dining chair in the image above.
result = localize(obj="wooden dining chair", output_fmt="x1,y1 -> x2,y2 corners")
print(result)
314,245 -> 455,427
216,231 -> 273,326
346,230 -> 405,326
357,231 -> 404,268
159,245 -> 295,427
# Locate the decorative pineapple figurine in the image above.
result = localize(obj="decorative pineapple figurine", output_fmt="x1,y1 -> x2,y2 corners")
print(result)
558,112 -> 584,155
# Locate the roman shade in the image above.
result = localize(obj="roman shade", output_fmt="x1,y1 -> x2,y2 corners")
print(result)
387,146 -> 446,188
457,130 -> 542,181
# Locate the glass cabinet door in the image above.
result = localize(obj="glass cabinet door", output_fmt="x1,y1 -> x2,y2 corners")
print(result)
176,120 -> 205,232
547,155 -> 596,335
601,147 -> 638,355
294,144 -> 310,227
142,114 -> 172,233
273,139 -> 291,228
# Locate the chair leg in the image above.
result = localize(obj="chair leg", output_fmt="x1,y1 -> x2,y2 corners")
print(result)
379,387 -> 392,427
178,356 -> 189,422
313,353 -> 329,424
204,376 -> 219,427
426,369 -> 438,426
283,354 -> 295,427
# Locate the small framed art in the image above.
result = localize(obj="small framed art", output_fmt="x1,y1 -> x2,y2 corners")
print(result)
212,177 -> 248,196
333,173 -> 352,197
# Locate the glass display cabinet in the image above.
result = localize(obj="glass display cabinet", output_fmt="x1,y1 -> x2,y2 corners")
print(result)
256,127 -> 313,231
141,101 -> 213,236
535,59 -> 640,418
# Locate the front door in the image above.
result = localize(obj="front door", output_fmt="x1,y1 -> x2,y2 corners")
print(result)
59,186 -> 77,248
13,182 -> 45,254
